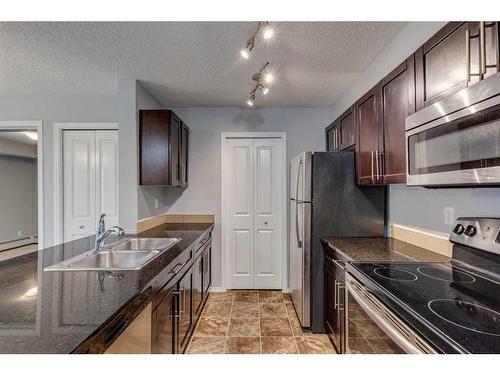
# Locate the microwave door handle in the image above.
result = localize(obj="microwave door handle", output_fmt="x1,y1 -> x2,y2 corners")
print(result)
480,21 -> 486,76
466,28 -> 471,83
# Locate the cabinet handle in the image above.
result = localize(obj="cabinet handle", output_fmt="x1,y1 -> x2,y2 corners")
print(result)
375,150 -> 380,183
169,262 -> 184,275
466,29 -> 471,83
480,21 -> 486,76
370,150 -> 375,183
337,282 -> 345,311
334,280 -> 339,309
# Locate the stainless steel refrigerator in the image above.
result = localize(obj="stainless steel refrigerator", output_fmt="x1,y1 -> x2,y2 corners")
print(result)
289,151 -> 385,332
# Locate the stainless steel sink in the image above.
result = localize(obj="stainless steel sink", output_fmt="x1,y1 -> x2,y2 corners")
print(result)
44,237 -> 180,272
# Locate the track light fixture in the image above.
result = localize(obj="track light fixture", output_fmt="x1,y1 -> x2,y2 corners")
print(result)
240,21 -> 274,60
246,62 -> 273,106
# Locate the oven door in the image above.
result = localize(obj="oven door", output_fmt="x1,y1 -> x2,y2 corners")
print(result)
345,274 -> 435,354
405,74 -> 500,187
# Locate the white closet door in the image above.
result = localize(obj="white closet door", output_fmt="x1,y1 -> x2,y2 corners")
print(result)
224,138 -> 255,289
63,131 -> 96,242
253,138 -> 283,289
63,130 -> 119,243
95,131 -> 119,228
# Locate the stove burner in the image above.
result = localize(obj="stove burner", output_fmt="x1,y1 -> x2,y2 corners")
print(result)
417,266 -> 476,283
373,267 -> 418,281
428,299 -> 500,336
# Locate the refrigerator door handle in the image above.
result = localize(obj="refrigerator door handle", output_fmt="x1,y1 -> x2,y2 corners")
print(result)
295,159 -> 303,248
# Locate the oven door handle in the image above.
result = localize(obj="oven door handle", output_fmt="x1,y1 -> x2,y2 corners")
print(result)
346,275 -> 436,354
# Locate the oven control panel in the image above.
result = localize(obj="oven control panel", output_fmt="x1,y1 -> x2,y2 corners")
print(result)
449,217 -> 500,255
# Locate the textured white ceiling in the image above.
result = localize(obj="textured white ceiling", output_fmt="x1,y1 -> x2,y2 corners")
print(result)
0,22 -> 405,107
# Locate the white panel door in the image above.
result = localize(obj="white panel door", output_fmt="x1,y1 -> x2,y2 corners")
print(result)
224,138 -> 255,289
253,138 -> 282,289
63,130 -> 118,243
63,131 -> 96,242
95,131 -> 119,228
223,136 -> 284,290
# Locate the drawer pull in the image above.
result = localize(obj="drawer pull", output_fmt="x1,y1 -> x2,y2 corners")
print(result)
169,262 -> 184,275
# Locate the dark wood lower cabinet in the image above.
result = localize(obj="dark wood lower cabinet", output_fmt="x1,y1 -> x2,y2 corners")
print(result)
324,250 -> 346,354
152,237 -> 212,354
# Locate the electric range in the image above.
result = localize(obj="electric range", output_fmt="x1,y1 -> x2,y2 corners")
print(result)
348,217 -> 500,354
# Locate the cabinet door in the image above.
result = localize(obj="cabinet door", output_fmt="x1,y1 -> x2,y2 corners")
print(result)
177,267 -> 193,353
381,56 -> 416,184
180,123 -> 189,187
139,110 -> 170,185
193,254 -> 203,316
153,288 -> 176,354
169,114 -> 181,186
414,22 -> 497,110
324,260 -> 339,352
339,107 -> 355,150
355,86 -> 382,185
202,243 -> 211,296
325,122 -> 338,151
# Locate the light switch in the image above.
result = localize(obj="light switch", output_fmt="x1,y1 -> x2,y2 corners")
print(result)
444,207 -> 454,225
154,198 -> 159,209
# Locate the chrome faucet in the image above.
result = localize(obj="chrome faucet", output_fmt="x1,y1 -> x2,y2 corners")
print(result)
93,213 -> 125,254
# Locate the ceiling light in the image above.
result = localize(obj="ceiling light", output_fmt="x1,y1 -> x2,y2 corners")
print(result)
262,86 -> 269,95
246,99 -> 254,107
240,48 -> 250,59
240,22 -> 273,60
245,62 -> 274,106
264,72 -> 274,83
24,131 -> 38,141
22,286 -> 38,298
262,25 -> 274,40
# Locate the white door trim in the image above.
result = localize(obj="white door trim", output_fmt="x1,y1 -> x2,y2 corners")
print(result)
221,131 -> 287,291
0,120 -> 44,250
53,123 -> 118,245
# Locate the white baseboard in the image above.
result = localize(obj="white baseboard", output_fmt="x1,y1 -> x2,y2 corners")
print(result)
209,287 -> 226,293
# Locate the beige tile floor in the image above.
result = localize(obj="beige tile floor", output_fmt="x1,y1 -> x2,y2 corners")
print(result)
186,290 -> 336,354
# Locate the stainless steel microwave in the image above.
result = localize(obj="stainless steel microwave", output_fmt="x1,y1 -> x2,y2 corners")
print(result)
405,73 -> 500,187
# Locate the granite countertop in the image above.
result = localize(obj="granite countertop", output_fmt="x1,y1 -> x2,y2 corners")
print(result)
321,237 -> 450,263
0,222 -> 213,354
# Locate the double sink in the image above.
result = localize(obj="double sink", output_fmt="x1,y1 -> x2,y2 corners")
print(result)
44,238 -> 180,272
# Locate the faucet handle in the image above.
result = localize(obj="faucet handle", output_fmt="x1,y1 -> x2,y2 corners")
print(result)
111,226 -> 125,236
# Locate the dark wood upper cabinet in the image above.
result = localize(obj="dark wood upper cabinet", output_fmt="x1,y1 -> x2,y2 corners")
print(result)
139,110 -> 189,187
380,55 -> 416,184
355,86 -> 382,185
325,106 -> 355,152
415,22 -> 499,110
338,107 -> 355,150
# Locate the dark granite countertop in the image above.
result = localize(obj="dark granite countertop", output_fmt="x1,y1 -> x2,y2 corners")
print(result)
321,237 -> 450,263
0,222 -> 213,354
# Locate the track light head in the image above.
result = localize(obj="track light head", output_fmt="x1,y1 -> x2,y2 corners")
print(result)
262,23 -> 274,40
246,99 -> 254,107
262,86 -> 269,95
264,72 -> 274,83
240,48 -> 250,59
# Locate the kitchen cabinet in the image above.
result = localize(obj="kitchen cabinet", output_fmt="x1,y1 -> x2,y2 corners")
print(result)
153,286 -> 176,354
355,86 -> 382,185
193,254 -> 203,316
324,248 -> 346,354
139,110 -> 189,187
379,56 -> 416,183
325,106 -> 355,151
355,56 -> 415,185
177,267 -> 193,354
415,22 -> 499,110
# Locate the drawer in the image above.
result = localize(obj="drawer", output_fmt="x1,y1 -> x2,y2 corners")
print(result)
193,230 -> 211,256
153,250 -> 191,308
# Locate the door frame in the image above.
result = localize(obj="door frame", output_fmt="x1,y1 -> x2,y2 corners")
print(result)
0,120 -> 44,250
220,132 -> 287,291
53,123 -> 118,245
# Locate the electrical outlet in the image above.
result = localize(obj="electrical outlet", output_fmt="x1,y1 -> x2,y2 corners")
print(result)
444,207 -> 455,225
154,198 -> 159,209
17,230 -> 23,237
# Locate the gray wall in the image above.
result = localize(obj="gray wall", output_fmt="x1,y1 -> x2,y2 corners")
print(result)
165,107 -> 331,288
0,156 -> 37,244
0,94 -> 118,245
329,21 -> 500,237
